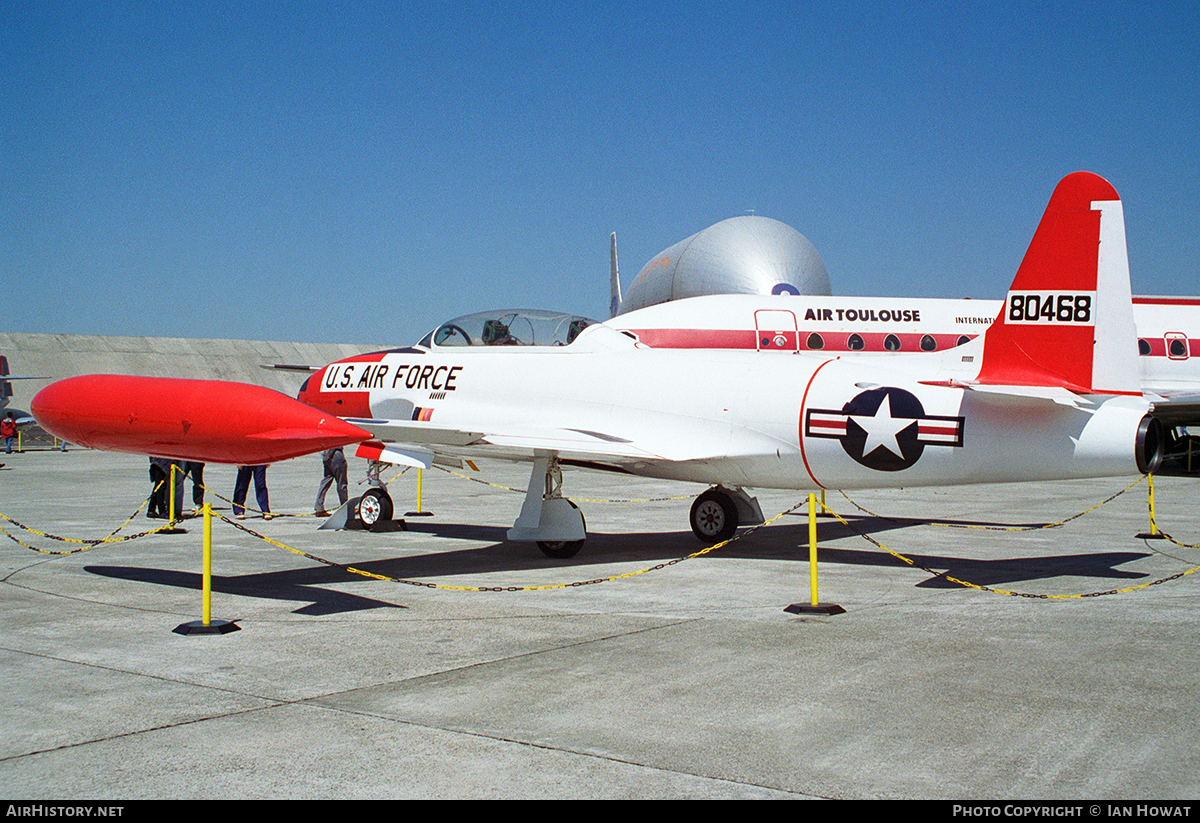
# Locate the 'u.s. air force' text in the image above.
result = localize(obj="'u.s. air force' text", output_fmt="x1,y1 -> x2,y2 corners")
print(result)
323,363 -> 463,392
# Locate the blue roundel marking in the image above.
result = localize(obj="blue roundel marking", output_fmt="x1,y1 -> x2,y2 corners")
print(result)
771,283 -> 801,296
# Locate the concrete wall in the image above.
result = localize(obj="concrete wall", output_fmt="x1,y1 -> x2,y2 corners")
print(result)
0,331 -> 384,405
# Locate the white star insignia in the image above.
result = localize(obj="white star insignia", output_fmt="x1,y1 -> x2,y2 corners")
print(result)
850,393 -> 914,458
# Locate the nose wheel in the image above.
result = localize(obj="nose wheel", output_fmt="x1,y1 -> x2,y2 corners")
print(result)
690,488 -> 739,543
356,487 -> 394,532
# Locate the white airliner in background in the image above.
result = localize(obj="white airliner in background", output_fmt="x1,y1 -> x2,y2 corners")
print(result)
607,293 -> 1200,413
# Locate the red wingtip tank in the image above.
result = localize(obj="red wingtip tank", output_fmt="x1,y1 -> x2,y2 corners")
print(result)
31,375 -> 372,464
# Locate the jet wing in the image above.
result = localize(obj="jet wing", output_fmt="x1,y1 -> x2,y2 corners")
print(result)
341,415 -> 781,468
344,416 -> 674,464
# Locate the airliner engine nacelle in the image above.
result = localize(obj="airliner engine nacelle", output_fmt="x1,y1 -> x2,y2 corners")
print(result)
616,215 -> 831,315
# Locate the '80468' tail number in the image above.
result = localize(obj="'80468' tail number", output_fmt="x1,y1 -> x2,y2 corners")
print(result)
1006,291 -> 1094,324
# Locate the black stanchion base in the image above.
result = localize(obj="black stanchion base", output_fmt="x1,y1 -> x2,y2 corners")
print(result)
173,619 -> 241,635
1135,532 -> 1166,540
403,511 -> 434,517
785,602 -> 847,616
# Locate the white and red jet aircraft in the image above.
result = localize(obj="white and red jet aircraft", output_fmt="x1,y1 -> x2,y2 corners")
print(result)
32,172 -> 1178,557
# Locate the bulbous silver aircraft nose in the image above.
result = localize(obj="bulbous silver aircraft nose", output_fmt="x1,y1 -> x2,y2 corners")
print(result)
618,215 -> 830,314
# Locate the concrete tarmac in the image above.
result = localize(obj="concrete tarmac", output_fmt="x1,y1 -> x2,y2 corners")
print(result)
1,447 -> 1198,799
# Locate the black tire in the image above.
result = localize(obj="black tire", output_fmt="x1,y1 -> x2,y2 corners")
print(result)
690,489 -> 738,543
357,488 -> 394,532
537,503 -> 586,559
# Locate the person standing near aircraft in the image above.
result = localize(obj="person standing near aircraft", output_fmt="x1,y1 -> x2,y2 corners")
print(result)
2,412 -> 16,454
148,457 -> 185,520
183,461 -> 206,514
233,464 -> 272,520
147,457 -> 166,518
314,447 -> 348,517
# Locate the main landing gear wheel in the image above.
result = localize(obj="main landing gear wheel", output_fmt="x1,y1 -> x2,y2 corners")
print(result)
690,488 -> 739,543
357,488 -> 394,532
537,502 -> 586,559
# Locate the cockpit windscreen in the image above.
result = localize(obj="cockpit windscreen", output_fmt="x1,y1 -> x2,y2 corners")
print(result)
418,310 -> 596,348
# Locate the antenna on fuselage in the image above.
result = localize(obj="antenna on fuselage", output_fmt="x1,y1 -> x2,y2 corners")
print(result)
609,232 -> 622,318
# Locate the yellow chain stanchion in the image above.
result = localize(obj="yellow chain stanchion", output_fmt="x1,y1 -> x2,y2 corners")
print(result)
404,468 -> 435,517
157,464 -> 188,535
174,502 -> 239,635
1135,473 -> 1165,540
784,493 -> 846,616
1136,473 -> 1200,549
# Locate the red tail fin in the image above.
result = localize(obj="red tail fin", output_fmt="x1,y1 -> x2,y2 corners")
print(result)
976,172 -> 1139,395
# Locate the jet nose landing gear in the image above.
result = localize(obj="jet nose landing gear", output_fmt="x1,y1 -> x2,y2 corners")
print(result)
356,487 -> 395,532
319,459 -> 399,533
689,486 -> 764,543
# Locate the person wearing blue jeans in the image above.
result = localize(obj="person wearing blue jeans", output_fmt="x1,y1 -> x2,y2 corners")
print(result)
232,465 -> 272,520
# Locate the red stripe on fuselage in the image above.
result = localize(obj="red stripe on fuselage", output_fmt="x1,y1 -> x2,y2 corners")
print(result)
1133,297 -> 1200,306
624,328 -> 974,353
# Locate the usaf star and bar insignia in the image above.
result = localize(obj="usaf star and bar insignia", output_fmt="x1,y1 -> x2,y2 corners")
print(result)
805,387 -> 965,471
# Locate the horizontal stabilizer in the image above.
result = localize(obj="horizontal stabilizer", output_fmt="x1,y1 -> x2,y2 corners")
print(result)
920,379 -> 1089,407
355,441 -> 434,469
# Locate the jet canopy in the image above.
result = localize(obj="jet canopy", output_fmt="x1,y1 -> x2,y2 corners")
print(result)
418,310 -> 598,348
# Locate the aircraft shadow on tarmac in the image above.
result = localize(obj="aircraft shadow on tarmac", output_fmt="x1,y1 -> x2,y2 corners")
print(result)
84,512 -> 1151,614
83,565 -> 407,616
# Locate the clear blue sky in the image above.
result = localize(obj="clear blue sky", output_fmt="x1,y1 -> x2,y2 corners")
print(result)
4,1 -> 1198,345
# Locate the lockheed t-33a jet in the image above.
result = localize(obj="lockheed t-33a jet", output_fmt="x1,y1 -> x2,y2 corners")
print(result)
33,173 -> 1179,558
